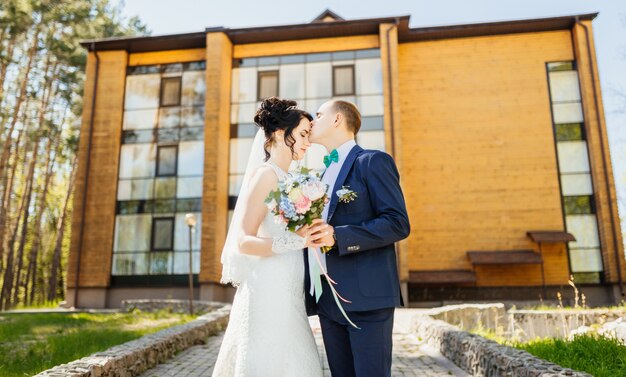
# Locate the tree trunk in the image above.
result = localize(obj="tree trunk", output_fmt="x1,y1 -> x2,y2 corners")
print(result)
10,138 -> 39,306
25,59 -> 57,306
0,28 -> 40,196
48,156 -> 76,302
0,136 -> 31,310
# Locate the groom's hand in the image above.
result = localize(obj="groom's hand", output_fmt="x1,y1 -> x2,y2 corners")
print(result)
308,221 -> 335,251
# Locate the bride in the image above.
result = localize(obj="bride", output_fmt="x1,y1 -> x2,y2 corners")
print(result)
212,97 -> 326,376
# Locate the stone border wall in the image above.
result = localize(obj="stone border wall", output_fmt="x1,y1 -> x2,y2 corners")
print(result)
413,308 -> 593,377
122,299 -> 221,314
34,304 -> 230,377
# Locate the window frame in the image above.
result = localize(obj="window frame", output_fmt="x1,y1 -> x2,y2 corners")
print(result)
332,64 -> 355,96
156,145 -> 178,177
257,70 -> 279,101
151,216 -> 175,251
159,76 -> 182,107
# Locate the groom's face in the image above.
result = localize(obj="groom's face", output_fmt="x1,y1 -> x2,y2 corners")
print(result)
309,101 -> 336,144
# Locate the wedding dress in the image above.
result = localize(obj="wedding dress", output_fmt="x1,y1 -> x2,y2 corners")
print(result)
211,161 -> 323,377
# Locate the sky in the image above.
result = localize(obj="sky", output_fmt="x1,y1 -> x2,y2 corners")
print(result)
116,0 -> 626,239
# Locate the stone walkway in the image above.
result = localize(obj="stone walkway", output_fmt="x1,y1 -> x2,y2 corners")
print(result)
138,310 -> 470,377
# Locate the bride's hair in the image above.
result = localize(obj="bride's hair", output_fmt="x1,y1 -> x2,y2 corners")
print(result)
254,97 -> 313,161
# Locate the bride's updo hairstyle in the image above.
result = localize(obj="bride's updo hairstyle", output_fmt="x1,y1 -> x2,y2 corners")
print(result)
254,97 -> 313,161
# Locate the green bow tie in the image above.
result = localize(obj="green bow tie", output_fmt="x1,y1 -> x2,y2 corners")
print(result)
323,149 -> 339,168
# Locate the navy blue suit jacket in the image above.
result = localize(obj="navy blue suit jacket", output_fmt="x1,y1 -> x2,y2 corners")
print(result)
305,145 -> 410,314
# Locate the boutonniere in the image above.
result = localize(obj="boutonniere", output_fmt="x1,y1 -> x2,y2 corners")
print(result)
336,186 -> 357,203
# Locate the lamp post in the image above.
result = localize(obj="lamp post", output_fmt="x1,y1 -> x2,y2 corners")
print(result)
185,213 -> 197,316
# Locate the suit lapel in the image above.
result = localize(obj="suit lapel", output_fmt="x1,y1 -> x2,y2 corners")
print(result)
328,145 -> 362,222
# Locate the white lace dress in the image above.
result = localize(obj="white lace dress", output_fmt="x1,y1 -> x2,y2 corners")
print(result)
212,162 -> 323,377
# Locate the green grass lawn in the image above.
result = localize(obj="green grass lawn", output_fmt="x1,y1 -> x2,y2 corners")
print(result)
473,329 -> 626,377
517,334 -> 626,377
0,310 -> 196,377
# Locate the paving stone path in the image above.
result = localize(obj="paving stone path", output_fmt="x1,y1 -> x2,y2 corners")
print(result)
138,310 -> 470,377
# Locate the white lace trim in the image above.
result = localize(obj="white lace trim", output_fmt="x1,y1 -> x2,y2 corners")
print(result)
272,232 -> 306,254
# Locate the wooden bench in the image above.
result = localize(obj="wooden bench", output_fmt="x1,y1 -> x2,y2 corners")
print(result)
467,249 -> 542,265
409,270 -> 477,284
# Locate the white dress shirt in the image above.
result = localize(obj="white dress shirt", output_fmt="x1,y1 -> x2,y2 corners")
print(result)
308,139 -> 356,295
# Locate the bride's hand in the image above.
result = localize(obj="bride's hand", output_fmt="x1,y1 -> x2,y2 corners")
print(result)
296,219 -> 323,246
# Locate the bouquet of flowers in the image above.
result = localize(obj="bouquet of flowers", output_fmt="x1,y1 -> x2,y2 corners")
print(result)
265,166 -> 360,329
264,167 -> 329,231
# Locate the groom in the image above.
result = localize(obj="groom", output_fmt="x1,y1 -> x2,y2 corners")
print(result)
305,100 -> 410,377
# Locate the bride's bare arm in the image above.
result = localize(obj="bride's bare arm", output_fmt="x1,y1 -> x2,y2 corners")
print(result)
237,167 -> 278,257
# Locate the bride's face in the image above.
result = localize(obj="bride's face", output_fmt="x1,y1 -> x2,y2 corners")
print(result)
289,118 -> 312,160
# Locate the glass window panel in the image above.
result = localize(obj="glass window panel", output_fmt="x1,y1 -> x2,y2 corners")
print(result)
119,144 -> 156,179
114,214 -> 152,252
306,53 -> 331,63
332,95 -> 356,104
258,71 -> 278,100
182,107 -> 204,127
564,195 -> 594,215
232,103 -> 258,125
228,174 -> 244,196
122,130 -> 154,144
561,173 -> 593,196
127,65 -> 160,75
356,49 -> 380,59
174,213 -> 201,251
150,252 -> 173,274
180,126 -> 204,141
181,71 -> 205,106
280,54 -> 306,64
332,51 -> 355,61
157,146 -> 177,176
229,138 -> 254,174
279,64 -> 305,99
172,251 -> 200,274
116,200 -> 143,215
161,63 -> 183,73
306,62 -> 332,98
566,214 -> 600,248
157,128 -> 179,143
258,56 -> 280,66
553,102 -> 584,124
358,95 -> 384,116
569,248 -> 603,272
548,61 -> 575,72
232,123 -> 257,138
118,178 -> 153,200
177,198 -> 202,212
361,116 -> 384,131
177,177 -> 203,198
333,66 -> 355,96
549,71 -> 581,102
183,61 -> 205,71
238,58 -> 257,67
233,67 -> 258,103
303,98 -> 328,115
357,131 -> 386,151
571,272 -> 601,284
123,109 -> 158,130
155,177 -> 176,199
557,141 -> 590,173
160,77 -> 181,107
152,217 -> 174,250
178,141 -> 204,176
125,74 -> 160,110
112,253 -> 149,275
355,59 -> 382,95
556,123 -> 584,141
148,199 -> 176,213
158,107 -> 181,128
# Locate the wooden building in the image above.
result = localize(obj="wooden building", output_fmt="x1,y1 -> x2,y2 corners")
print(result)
66,10 -> 625,308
